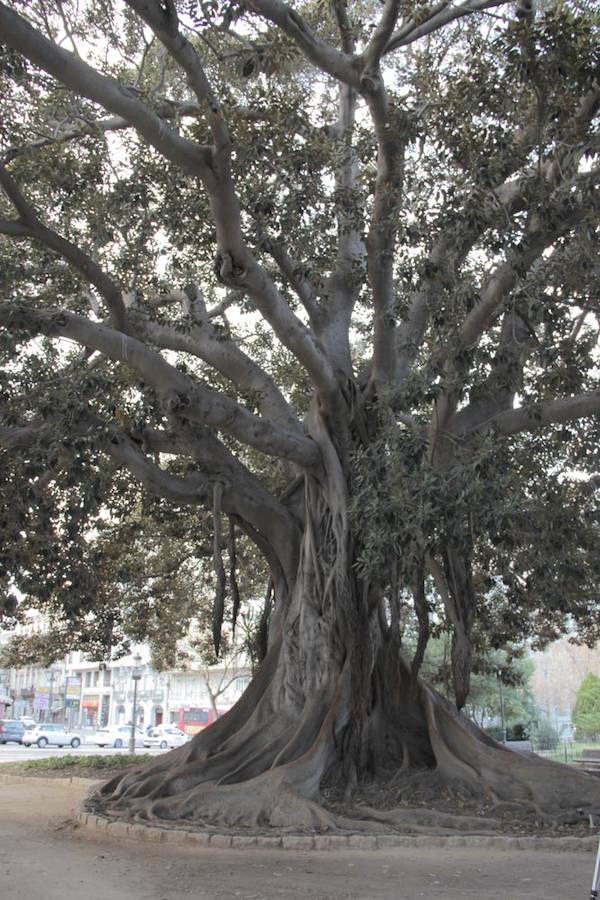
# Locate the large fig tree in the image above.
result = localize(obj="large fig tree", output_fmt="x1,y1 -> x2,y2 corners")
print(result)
1,0 -> 599,829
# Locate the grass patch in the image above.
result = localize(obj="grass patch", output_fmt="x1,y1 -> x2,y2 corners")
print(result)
19,754 -> 153,771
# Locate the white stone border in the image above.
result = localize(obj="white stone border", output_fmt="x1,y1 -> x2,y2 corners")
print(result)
2,774 -> 596,852
76,811 -> 598,853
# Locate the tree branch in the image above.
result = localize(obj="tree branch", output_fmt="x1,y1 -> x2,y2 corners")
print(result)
428,180 -> 599,457
114,423 -> 302,582
363,0 -> 402,71
129,305 -> 304,433
395,83 -> 599,383
0,2 -> 342,406
463,391 -> 600,437
257,235 -> 320,325
1,101 -> 205,165
0,162 -> 127,331
0,2 -> 215,183
385,0 -> 512,54
363,88 -> 409,392
0,302 -> 320,467
125,0 -> 231,152
246,0 -> 360,89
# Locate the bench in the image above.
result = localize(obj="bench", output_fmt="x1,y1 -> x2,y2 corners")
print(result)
573,749 -> 600,773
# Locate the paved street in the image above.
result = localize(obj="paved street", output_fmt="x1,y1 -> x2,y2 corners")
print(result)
0,742 -> 164,763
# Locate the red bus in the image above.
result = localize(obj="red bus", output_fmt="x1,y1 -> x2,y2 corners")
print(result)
176,707 -> 224,735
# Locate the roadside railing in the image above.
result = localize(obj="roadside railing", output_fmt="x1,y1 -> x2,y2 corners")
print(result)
532,741 -> 600,765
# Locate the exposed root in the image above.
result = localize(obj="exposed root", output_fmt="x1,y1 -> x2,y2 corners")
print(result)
348,803 -> 498,832
421,681 -> 600,816
136,772 -> 336,831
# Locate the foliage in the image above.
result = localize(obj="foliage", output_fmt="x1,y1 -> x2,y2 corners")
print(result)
528,716 -> 561,751
572,672 -> 600,739
414,635 -> 540,731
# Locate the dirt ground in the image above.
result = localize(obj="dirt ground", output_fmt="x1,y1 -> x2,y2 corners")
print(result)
0,778 -> 594,900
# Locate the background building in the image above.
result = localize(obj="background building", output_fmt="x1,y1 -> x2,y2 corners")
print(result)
0,615 -> 251,731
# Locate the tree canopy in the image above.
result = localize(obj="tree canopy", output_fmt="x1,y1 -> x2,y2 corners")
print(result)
572,671 -> 600,739
0,0 -> 599,829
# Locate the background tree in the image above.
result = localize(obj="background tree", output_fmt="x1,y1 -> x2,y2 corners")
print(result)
416,636 -> 539,735
0,0 -> 599,830
572,673 -> 600,740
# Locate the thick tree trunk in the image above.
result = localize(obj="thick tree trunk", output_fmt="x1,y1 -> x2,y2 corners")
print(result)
91,553 -> 600,829
89,418 -> 600,831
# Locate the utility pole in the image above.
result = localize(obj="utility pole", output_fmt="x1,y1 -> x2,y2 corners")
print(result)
47,669 -> 55,723
498,673 -> 507,743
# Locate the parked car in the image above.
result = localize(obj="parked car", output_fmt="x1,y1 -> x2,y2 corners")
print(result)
0,719 -> 26,744
144,726 -> 189,750
91,725 -> 145,748
19,716 -> 36,730
22,723 -> 82,748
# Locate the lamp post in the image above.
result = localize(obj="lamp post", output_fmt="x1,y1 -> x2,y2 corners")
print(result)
128,654 -> 143,754
497,672 -> 507,743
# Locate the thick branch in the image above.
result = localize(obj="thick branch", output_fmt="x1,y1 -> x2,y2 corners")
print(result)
385,0 -> 511,54
0,3 -> 215,183
396,85 -> 599,382
125,424 -> 301,582
125,0 -> 231,152
258,236 -> 320,325
363,0 -> 402,71
364,89 -> 408,391
128,305 -> 302,432
0,303 -> 320,467
320,80 -> 365,375
0,163 -> 127,330
1,101 -> 205,165
246,0 -> 360,89
0,3 -> 342,404
463,391 -> 600,437
428,181 -> 599,455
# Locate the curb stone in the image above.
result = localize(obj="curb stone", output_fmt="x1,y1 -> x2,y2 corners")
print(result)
75,810 -> 598,853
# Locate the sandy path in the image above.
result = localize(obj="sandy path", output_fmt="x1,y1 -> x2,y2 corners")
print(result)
0,779 -> 594,899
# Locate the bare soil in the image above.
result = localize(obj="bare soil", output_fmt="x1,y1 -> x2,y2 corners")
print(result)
0,777 -> 596,900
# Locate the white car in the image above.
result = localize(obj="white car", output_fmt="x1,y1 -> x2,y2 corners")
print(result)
144,726 -> 189,749
91,725 -> 145,748
22,723 -> 82,748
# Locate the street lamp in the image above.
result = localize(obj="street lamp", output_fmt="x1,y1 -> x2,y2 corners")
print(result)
497,671 -> 507,743
128,654 -> 143,754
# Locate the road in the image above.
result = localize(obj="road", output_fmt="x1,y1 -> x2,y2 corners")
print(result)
0,778 -> 595,900
0,742 -> 165,763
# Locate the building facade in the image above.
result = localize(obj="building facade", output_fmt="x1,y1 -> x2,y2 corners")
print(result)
0,617 -> 251,730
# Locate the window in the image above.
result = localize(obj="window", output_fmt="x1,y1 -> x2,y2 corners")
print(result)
103,669 -> 111,687
85,672 -> 91,688
93,671 -> 100,687
235,677 -> 250,693
183,708 -> 209,724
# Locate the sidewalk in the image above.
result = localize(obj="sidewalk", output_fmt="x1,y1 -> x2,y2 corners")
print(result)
0,778 -> 595,899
